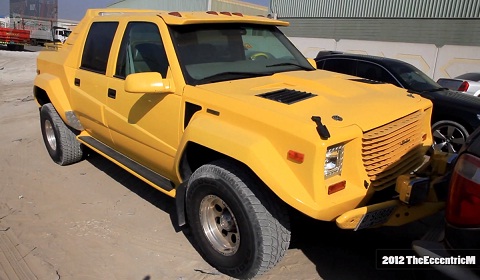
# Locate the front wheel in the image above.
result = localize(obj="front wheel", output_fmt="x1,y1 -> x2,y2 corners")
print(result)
432,120 -> 469,153
186,160 -> 290,279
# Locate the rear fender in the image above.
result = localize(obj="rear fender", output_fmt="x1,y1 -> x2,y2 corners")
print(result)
34,73 -> 72,121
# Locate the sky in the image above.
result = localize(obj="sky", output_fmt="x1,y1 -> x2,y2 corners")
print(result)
0,0 -> 270,21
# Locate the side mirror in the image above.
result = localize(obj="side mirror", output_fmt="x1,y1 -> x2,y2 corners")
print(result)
124,72 -> 175,93
307,58 -> 317,69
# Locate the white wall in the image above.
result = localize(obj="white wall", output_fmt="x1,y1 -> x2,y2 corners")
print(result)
0,17 -> 10,28
289,37 -> 480,81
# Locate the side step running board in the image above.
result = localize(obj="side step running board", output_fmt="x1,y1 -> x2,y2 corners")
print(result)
78,136 -> 175,191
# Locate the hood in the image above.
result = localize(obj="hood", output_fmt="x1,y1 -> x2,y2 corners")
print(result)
428,89 -> 480,109
195,70 -> 431,132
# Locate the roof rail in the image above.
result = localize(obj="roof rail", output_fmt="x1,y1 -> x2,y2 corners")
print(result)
84,8 -> 159,18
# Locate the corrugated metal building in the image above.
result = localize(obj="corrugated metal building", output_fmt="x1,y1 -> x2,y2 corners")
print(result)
271,0 -> 480,47
104,0 -> 479,78
269,0 -> 480,79
108,0 -> 268,16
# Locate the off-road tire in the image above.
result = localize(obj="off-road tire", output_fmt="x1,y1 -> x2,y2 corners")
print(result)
186,159 -> 291,279
40,103 -> 83,165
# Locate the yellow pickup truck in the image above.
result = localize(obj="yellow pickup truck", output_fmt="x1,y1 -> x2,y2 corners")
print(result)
33,9 -> 447,279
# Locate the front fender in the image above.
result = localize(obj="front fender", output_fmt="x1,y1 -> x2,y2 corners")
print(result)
177,114 -> 322,217
34,73 -> 72,121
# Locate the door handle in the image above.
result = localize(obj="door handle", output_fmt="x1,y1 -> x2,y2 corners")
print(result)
74,78 -> 80,86
108,88 -> 117,99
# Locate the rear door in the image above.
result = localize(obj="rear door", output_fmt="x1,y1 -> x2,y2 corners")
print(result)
71,21 -> 118,145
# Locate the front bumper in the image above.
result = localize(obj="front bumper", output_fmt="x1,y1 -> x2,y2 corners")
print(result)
336,200 -> 445,230
336,151 -> 454,230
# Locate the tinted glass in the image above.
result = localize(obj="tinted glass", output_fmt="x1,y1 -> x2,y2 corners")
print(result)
116,22 -> 168,79
390,62 -> 441,92
356,61 -> 400,86
81,22 -> 118,74
321,59 -> 356,76
169,23 -> 314,85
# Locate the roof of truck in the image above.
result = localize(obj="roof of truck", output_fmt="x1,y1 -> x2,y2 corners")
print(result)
83,9 -> 289,26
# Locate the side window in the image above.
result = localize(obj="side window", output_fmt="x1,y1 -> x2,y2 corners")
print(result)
115,22 -> 169,79
81,22 -> 118,74
316,60 -> 325,69
357,61 -> 400,86
322,59 -> 356,76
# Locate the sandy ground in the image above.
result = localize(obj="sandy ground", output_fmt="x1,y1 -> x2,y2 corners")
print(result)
0,49 -> 441,280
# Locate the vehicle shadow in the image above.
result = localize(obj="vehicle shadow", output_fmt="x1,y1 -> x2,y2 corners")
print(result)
85,151 -> 181,232
84,151 -> 221,275
0,45 -> 40,52
83,150 -> 447,280
289,210 -> 446,280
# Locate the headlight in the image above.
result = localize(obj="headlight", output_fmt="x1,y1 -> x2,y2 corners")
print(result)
324,144 -> 344,178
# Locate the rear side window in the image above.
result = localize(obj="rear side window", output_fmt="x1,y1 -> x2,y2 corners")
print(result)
81,22 -> 118,74
356,61 -> 399,86
322,59 -> 356,76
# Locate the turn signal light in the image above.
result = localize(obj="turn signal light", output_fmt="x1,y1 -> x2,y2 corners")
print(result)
287,150 -> 304,163
328,180 -> 346,195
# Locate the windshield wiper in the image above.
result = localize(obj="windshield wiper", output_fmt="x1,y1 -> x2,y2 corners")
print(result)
266,62 -> 313,70
197,71 -> 271,83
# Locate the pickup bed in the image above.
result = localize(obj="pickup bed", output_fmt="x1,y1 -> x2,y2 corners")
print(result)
34,9 -> 446,279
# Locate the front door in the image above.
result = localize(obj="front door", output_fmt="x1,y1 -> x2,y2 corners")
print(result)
104,21 -> 182,181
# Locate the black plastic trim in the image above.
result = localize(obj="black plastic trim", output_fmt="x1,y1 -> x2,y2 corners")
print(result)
108,88 -> 116,99
184,102 -> 202,129
175,181 -> 188,227
257,88 -> 316,104
206,109 -> 220,116
78,136 -> 175,191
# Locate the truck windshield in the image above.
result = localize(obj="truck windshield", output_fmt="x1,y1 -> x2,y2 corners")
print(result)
169,23 -> 314,85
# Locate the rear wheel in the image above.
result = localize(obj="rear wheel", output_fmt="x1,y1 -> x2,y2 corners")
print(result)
40,103 -> 84,165
186,160 -> 290,279
432,120 -> 469,153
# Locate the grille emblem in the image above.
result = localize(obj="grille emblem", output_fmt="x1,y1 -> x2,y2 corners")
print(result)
400,139 -> 411,146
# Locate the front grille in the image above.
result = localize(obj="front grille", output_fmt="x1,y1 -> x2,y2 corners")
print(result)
362,110 -> 426,190
257,89 -> 316,104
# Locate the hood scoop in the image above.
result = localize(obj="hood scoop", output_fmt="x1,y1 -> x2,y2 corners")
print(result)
257,88 -> 317,105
